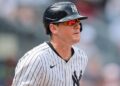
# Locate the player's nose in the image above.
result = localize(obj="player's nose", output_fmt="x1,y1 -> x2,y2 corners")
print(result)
73,23 -> 80,30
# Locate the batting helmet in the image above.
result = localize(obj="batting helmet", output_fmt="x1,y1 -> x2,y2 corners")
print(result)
43,1 -> 87,35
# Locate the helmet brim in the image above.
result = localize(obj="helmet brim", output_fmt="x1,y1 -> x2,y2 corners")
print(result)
53,14 -> 88,23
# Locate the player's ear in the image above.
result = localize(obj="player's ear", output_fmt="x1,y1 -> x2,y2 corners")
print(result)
49,23 -> 58,34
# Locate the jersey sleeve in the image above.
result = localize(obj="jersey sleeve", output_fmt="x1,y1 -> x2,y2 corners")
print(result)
11,53 -> 44,86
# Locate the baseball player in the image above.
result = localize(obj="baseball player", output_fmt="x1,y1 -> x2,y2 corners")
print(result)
12,1 -> 88,86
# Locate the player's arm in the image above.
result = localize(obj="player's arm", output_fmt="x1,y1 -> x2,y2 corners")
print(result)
11,54 -> 43,86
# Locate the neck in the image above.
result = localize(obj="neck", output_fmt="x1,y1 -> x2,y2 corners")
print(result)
50,39 -> 72,61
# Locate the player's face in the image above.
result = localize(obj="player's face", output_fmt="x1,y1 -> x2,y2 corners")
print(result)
53,19 -> 81,45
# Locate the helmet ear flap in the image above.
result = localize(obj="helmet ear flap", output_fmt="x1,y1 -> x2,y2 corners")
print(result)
80,23 -> 82,32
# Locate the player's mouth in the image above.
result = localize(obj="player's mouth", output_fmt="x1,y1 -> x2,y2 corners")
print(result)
74,32 -> 80,35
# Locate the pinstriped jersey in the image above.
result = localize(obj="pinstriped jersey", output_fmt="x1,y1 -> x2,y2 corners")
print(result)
12,42 -> 88,86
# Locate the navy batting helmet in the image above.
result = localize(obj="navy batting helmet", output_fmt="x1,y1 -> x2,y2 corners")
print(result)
43,1 -> 87,35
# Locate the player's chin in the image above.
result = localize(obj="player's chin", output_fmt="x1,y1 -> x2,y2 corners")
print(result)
74,35 -> 80,41
72,38 -> 80,44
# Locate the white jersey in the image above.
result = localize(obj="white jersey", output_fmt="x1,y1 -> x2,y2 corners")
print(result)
12,42 -> 88,86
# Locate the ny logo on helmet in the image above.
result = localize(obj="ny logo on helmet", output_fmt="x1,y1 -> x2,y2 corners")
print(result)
71,5 -> 77,13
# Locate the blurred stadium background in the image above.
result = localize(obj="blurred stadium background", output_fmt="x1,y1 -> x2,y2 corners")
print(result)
0,0 -> 120,86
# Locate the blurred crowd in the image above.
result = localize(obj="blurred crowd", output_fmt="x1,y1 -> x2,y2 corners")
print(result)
0,0 -> 120,86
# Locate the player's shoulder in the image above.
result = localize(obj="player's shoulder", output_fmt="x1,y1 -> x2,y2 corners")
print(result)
73,46 -> 88,59
20,42 -> 49,61
26,42 -> 51,57
73,45 -> 86,54
28,42 -> 49,54
15,42 -> 50,72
